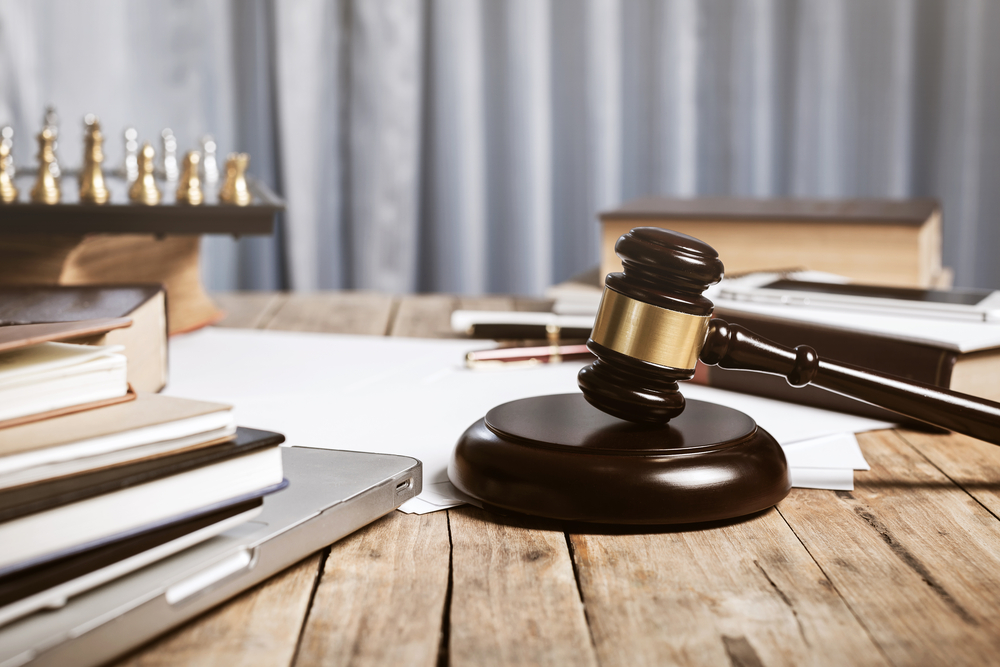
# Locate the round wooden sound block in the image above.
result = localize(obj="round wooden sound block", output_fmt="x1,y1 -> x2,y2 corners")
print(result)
449,393 -> 790,525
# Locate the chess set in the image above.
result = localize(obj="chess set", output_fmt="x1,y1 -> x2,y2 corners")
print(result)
0,107 -> 281,234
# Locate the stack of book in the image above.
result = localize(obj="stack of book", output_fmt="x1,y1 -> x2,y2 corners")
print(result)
0,314 -> 286,628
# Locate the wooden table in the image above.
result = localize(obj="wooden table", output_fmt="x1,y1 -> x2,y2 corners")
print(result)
117,291 -> 1000,667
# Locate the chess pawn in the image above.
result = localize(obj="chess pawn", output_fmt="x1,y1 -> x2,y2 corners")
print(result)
128,142 -> 161,205
79,115 -> 110,204
200,135 -> 219,183
0,141 -> 17,203
30,127 -> 60,204
123,127 -> 139,183
161,128 -> 179,181
219,153 -> 251,206
176,151 -> 203,205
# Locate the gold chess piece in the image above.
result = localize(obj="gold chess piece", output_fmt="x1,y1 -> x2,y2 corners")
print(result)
129,142 -> 161,205
79,115 -> 110,204
0,141 -> 17,203
176,151 -> 203,205
219,153 -> 251,206
30,127 -> 60,204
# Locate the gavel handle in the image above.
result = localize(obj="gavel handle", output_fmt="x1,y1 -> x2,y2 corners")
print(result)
700,318 -> 1000,445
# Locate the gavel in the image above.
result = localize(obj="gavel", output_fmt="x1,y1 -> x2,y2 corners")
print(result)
450,227 -> 1000,525
579,227 -> 1000,444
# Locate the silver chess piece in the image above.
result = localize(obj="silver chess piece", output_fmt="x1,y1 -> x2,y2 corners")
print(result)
1,126 -> 14,179
42,106 -> 61,179
200,135 -> 219,184
161,128 -> 179,182
124,127 -> 139,183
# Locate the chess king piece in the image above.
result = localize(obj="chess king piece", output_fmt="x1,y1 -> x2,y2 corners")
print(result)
176,151 -> 203,205
128,142 -> 161,205
200,135 -> 219,183
0,141 -> 17,203
30,127 -> 60,204
161,128 -> 179,181
42,106 -> 61,179
79,115 -> 110,204
123,127 -> 139,183
219,153 -> 251,206
450,227 -> 1000,525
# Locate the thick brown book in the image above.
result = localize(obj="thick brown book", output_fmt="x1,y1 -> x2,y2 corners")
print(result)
692,307 -> 1000,422
0,285 -> 168,391
600,197 -> 944,288
0,235 -> 218,334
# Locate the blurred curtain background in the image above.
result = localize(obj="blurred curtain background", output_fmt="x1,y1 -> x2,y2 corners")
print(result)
1,0 -> 998,293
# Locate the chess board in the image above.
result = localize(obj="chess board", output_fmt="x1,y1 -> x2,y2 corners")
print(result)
0,171 -> 283,235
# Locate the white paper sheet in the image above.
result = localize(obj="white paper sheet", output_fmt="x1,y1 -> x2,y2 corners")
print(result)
166,328 -> 890,510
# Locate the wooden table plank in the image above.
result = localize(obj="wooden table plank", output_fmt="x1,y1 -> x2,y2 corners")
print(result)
778,429 -> 1000,665
115,554 -> 322,667
212,292 -> 285,329
894,428 -> 1000,518
390,294 -> 459,338
457,295 -> 516,312
447,507 -> 598,667
265,291 -> 396,335
295,512 -> 451,667
571,508 -> 887,667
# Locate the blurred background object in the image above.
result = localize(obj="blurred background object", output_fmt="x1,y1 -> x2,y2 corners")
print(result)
0,0 -> 998,294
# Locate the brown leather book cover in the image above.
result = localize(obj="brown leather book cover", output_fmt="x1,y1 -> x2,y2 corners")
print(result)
0,318 -> 132,352
0,285 -> 168,391
695,307 -> 966,423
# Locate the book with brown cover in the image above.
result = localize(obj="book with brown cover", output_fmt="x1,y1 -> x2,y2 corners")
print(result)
0,392 -> 231,460
0,235 -> 218,334
0,285 -> 168,392
692,306 -> 1000,423
599,197 -> 944,288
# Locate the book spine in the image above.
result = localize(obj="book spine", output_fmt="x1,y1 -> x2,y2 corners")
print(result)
693,308 -> 958,423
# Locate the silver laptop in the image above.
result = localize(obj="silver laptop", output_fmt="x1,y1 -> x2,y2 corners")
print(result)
0,446 -> 421,667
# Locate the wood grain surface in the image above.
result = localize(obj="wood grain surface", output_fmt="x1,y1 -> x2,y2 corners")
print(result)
116,554 -> 322,667
112,291 -> 1000,667
296,512 -> 451,667
448,507 -> 598,667
572,509 -> 887,667
778,430 -> 1000,666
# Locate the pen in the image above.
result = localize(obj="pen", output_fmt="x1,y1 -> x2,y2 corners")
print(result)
465,343 -> 594,368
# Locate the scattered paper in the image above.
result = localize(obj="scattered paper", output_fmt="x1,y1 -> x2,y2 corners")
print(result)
166,328 -> 892,510
788,468 -> 856,491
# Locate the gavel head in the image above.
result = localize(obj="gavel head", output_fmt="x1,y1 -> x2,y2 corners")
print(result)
577,227 -> 724,423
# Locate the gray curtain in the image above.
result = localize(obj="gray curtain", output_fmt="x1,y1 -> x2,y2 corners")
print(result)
1,0 -> 998,293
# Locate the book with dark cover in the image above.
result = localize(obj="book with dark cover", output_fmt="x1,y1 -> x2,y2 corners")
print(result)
0,498 -> 262,610
693,307 -> 1000,423
0,285 -> 168,391
0,428 -> 283,522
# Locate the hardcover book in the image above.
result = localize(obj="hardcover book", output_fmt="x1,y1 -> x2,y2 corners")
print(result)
600,197 -> 944,288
